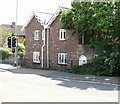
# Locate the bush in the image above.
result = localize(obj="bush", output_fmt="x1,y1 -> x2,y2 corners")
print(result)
70,63 -> 95,75
0,47 -> 12,60
12,43 -> 25,58
93,51 -> 120,76
18,43 -> 25,57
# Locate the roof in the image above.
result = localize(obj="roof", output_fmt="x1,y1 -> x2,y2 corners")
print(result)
22,11 -> 53,30
22,6 -> 69,30
0,23 -> 25,36
15,26 -> 25,36
47,6 -> 69,26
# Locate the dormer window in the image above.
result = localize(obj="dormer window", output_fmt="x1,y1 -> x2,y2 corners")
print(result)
34,30 -> 40,40
59,29 -> 66,40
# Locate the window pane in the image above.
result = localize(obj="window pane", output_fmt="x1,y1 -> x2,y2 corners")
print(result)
59,29 -> 66,40
65,54 -> 67,64
33,52 -> 40,63
36,53 -> 39,61
58,53 -> 61,64
64,31 -> 66,39
42,30 -> 45,40
34,30 -> 39,40
62,54 -> 64,63
37,31 -> 39,40
61,32 -> 63,39
58,53 -> 60,64
58,53 -> 67,64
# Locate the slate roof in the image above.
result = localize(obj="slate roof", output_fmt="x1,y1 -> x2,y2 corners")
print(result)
47,6 -> 68,26
22,6 -> 69,30
0,23 -> 25,36
22,11 -> 53,30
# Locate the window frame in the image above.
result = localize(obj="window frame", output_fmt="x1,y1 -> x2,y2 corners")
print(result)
33,51 -> 40,63
59,29 -> 66,40
58,53 -> 67,65
34,30 -> 40,40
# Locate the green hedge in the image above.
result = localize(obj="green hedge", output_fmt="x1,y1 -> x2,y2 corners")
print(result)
0,47 -> 12,60
70,51 -> 120,77
70,63 -> 95,75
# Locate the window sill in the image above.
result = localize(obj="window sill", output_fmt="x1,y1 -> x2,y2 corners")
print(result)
59,39 -> 66,41
33,61 -> 40,64
58,63 -> 67,66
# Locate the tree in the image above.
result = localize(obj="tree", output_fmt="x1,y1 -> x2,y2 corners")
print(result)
60,1 -> 119,47
60,0 -> 120,76
0,27 -> 12,46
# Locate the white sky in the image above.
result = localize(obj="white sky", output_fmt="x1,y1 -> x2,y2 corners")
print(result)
0,0 -> 72,25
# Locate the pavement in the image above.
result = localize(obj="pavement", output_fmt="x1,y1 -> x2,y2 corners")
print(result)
0,63 -> 119,84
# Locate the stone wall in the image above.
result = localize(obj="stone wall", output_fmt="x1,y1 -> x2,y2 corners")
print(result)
48,15 -> 94,70
25,16 -> 44,68
1,55 -> 25,66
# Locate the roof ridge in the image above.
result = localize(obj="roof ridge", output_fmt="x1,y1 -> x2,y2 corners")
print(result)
46,6 -> 69,26
33,11 -> 54,15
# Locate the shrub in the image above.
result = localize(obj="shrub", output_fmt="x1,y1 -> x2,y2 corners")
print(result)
0,47 -> 12,60
18,43 -> 25,57
12,43 -> 25,58
70,63 -> 95,75
93,51 -> 120,76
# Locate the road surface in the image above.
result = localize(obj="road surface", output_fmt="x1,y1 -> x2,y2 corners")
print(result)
0,68 -> 119,102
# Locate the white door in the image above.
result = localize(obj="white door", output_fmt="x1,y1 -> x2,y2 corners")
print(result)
79,55 -> 87,65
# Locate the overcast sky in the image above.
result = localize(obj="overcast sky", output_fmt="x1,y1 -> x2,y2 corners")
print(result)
0,0 -> 72,25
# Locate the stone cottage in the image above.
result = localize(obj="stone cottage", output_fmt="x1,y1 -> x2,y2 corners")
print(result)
22,7 -> 94,70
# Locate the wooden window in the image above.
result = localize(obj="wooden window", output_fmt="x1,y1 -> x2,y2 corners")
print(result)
34,30 -> 40,40
59,29 -> 66,40
58,53 -> 67,65
33,51 -> 40,63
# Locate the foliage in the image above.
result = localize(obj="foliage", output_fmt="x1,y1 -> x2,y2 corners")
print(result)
0,27 -> 12,46
0,47 -> 12,59
61,1 -> 119,46
70,63 -> 95,75
61,0 -> 120,76
23,39 -> 26,46
93,45 -> 120,76
18,43 -> 25,57
12,43 -> 25,58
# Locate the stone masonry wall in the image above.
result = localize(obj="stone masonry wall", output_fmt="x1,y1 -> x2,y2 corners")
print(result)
25,16 -> 44,68
49,15 -> 94,70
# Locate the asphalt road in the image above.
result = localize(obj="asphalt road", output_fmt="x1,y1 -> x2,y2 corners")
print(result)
0,69 -> 119,102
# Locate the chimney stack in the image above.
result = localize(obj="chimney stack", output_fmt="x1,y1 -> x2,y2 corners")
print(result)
11,22 -> 15,28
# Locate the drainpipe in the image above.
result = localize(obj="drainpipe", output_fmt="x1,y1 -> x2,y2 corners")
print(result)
47,27 -> 50,68
41,28 -> 45,68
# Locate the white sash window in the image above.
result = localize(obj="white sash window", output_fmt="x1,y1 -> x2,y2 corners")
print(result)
33,51 -> 40,63
34,30 -> 40,40
58,53 -> 67,64
59,29 -> 66,40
